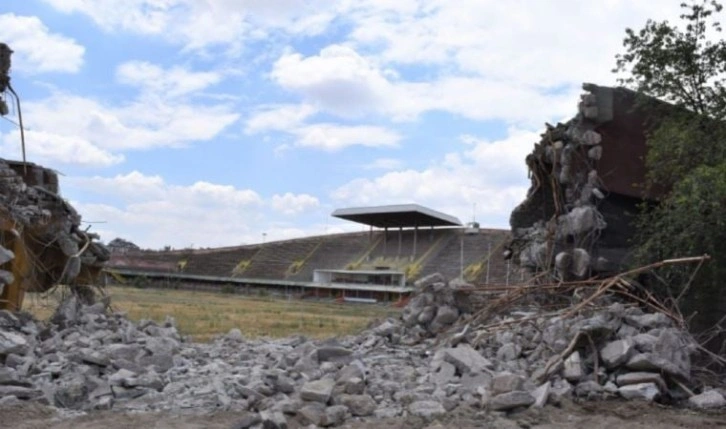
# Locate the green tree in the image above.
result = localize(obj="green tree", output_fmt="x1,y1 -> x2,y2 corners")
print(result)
614,0 -> 726,334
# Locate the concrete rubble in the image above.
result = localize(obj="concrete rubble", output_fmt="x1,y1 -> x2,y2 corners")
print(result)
0,273 -> 723,427
1,44 -> 109,308
0,157 -> 110,306
507,83 -> 663,279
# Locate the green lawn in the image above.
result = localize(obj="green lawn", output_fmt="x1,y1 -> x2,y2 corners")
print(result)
24,286 -> 399,342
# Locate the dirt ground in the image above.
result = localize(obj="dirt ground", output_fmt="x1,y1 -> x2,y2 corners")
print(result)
2,400 -> 725,429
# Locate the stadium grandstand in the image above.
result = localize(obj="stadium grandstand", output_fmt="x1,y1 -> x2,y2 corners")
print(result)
106,204 -> 520,302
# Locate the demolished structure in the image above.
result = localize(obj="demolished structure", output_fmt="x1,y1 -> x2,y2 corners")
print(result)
508,83 -> 667,280
0,43 -> 109,310
0,271 -> 723,426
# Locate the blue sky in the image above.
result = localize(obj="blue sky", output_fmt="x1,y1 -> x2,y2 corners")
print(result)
0,1 -> 680,249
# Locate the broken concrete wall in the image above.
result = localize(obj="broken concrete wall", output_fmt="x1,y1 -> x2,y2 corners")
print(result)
0,42 -> 108,309
1,274 -> 721,424
0,158 -> 110,309
508,83 -> 669,279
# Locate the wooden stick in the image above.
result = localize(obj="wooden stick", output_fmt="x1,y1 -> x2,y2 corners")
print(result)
537,331 -> 584,383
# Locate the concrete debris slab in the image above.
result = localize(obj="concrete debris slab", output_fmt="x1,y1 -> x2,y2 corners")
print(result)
600,339 -> 634,368
489,391 -> 535,411
618,382 -> 660,402
339,394 -> 377,416
532,382 -> 550,407
563,351 -> 584,382
300,378 -> 335,404
0,270 -> 712,426
616,372 -> 666,390
408,400 -> 446,418
689,390 -> 726,409
491,372 -> 525,396
443,344 -> 493,375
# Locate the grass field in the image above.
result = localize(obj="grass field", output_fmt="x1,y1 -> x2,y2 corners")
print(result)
24,286 -> 399,342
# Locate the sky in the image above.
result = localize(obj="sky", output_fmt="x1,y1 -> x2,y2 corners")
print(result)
0,1 -> 682,249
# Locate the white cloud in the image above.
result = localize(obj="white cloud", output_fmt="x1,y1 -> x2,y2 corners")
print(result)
364,158 -> 403,170
271,45 -> 391,117
42,0 -> 336,52
245,104 -> 318,134
344,0 -> 683,87
0,130 -> 123,167
0,13 -> 85,73
270,45 -> 580,125
67,171 -> 264,248
292,124 -> 401,151
332,128 -> 539,227
116,61 -> 222,97
271,192 -> 319,215
10,90 -> 239,167
244,102 -> 401,151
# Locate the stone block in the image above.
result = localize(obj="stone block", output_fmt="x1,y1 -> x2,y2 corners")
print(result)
563,351 -> 584,382
260,410 -> 288,429
339,394 -> 376,416
600,339 -> 634,368
431,305 -> 459,328
301,378 -> 335,404
317,346 -> 352,363
321,405 -> 348,427
408,400 -> 446,418
491,372 -> 525,396
489,391 -> 534,411
0,331 -> 28,356
531,382 -> 550,407
443,344 -> 492,375
615,372 -> 666,390
618,382 -> 660,402
689,390 -> 726,409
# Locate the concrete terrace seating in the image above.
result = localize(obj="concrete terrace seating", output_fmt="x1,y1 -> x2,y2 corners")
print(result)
241,237 -> 321,280
110,228 -> 518,285
107,250 -> 183,273
419,229 -> 512,283
183,247 -> 259,277
288,232 -> 372,281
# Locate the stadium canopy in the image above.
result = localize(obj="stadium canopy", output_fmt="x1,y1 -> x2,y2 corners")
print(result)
332,204 -> 462,228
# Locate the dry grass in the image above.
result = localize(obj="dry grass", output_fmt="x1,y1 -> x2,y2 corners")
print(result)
24,286 -> 399,342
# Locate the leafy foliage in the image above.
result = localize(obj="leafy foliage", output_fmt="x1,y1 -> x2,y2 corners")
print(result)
614,1 -> 726,330
614,0 -> 726,118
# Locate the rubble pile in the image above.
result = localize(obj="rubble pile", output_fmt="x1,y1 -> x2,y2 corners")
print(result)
508,83 -> 654,280
1,274 -> 724,427
0,159 -> 110,304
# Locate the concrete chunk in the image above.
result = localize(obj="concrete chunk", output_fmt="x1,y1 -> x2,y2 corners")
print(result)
0,331 -> 28,356
689,390 -> 726,409
626,353 -> 689,381
491,372 -> 525,396
317,346 -> 352,363
618,382 -> 660,402
563,351 -> 584,382
616,372 -> 666,390
230,412 -> 262,429
339,394 -> 376,416
600,339 -> 634,368
430,305 -> 459,328
532,382 -> 550,407
0,385 -> 40,399
443,344 -> 492,375
489,391 -> 534,411
408,400 -> 446,418
321,405 -> 348,427
432,361 -> 456,386
298,403 -> 325,426
260,410 -> 288,429
300,378 -> 335,404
